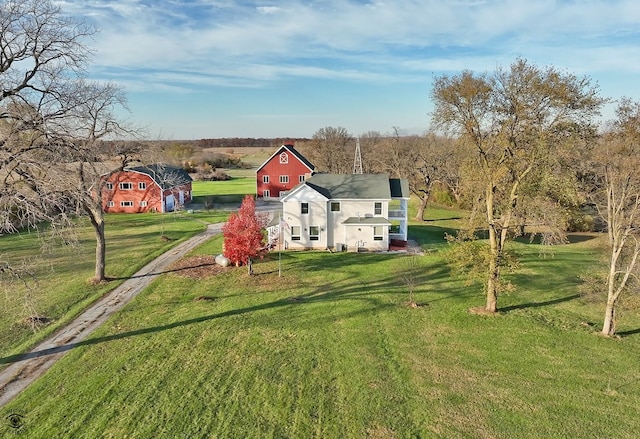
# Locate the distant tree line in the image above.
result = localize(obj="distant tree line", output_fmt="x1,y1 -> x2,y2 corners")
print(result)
195,138 -> 311,149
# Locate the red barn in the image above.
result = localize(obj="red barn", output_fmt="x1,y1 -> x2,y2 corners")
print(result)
256,144 -> 315,199
102,164 -> 193,213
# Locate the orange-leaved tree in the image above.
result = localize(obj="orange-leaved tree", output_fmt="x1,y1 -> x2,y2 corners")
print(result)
222,195 -> 267,266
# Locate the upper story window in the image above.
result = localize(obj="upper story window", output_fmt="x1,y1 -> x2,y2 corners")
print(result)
299,175 -> 305,183
279,152 -> 288,164
105,182 -> 113,190
119,182 -> 133,190
374,202 -> 382,215
263,175 -> 269,183
139,182 -> 147,190
279,175 -> 289,184
301,203 -> 309,214
330,202 -> 341,212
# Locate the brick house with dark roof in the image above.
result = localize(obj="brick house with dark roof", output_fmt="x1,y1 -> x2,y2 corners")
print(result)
102,164 -> 192,213
256,144 -> 315,199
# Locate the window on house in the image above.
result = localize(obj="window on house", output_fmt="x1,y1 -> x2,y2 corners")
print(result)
330,202 -> 340,212
373,226 -> 384,241
299,175 -> 305,183
301,203 -> 309,214
119,182 -> 133,190
263,190 -> 270,198
107,201 -> 114,207
120,201 -> 134,207
140,201 -> 148,207
291,226 -> 301,241
279,152 -> 288,164
374,202 -> 382,215
309,226 -> 319,240
105,182 -> 113,190
279,175 -> 289,184
263,175 -> 269,183
139,182 -> 147,190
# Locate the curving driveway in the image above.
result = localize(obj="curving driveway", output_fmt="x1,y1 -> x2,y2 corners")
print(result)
0,222 -> 225,408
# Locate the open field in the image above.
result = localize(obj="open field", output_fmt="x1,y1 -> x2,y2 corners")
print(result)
202,146 -> 273,169
2,206 -> 639,437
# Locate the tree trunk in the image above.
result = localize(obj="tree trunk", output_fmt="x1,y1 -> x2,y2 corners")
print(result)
484,183 -> 500,313
486,225 -> 500,313
93,216 -> 106,282
413,192 -> 430,221
602,300 -> 616,336
85,203 -> 107,283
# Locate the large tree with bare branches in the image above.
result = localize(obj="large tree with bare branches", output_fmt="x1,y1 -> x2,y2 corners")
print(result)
592,98 -> 640,336
431,59 -> 604,313
305,126 -> 354,174
1,0 -> 137,283
1,0 -> 95,232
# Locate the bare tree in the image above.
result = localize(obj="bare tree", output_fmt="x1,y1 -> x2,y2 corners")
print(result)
1,0 -> 95,233
592,98 -> 640,336
370,129 -> 464,221
305,126 -> 353,173
431,59 -> 604,313
1,1 -> 137,284
57,81 -> 138,283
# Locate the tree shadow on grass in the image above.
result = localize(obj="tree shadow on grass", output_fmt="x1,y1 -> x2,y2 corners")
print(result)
499,294 -> 582,313
616,328 -> 640,337
0,264 -> 411,365
0,294 -> 359,365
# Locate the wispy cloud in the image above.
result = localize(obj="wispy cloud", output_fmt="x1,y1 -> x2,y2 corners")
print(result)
54,0 -> 640,137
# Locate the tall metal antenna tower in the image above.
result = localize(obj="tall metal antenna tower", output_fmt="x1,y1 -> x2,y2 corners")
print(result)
353,137 -> 363,174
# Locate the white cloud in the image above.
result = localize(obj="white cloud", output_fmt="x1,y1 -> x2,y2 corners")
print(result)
256,6 -> 281,14
58,0 -> 640,93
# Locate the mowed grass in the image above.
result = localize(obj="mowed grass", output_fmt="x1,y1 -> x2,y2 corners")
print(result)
191,178 -> 256,205
192,145 -> 271,204
0,211 -> 225,359
2,218 -> 640,438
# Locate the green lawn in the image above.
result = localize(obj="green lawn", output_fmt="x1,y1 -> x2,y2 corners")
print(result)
191,178 -> 256,205
2,212 -> 639,438
0,212 -> 226,359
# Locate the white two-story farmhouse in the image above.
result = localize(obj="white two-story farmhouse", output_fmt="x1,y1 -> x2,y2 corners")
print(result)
280,173 -> 409,252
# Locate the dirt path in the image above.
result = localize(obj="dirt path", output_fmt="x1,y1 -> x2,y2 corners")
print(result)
0,222 -> 224,408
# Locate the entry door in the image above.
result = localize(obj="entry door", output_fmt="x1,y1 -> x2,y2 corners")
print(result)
165,194 -> 175,212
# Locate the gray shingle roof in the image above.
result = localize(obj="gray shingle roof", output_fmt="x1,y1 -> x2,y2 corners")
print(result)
305,174 -> 391,199
342,216 -> 392,225
125,164 -> 192,190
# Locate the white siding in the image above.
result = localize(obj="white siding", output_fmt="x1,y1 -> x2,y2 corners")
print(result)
282,186 -> 328,249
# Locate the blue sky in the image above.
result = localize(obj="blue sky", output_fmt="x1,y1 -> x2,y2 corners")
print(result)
57,0 -> 640,140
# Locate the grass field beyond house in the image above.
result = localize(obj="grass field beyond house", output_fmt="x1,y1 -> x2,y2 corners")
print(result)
2,216 -> 639,438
